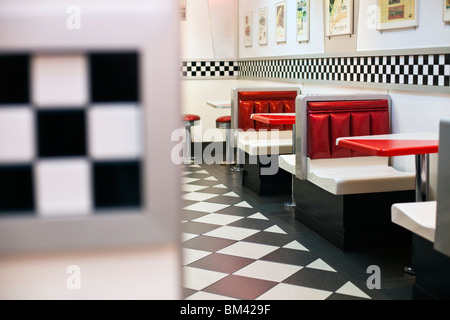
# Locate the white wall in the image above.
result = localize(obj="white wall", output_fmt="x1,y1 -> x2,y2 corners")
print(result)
180,0 -> 238,59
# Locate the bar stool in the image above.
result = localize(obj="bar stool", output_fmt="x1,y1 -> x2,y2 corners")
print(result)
182,114 -> 200,164
216,116 -> 235,165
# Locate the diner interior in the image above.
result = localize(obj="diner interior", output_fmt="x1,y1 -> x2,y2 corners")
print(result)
0,0 -> 450,301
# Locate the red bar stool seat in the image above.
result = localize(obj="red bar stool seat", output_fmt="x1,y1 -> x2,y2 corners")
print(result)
216,116 -> 234,165
182,114 -> 200,164
216,116 -> 231,129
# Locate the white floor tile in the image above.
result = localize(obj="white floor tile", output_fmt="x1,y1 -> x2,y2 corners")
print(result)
182,192 -> 218,202
217,241 -> 278,259
248,213 -> 268,220
256,283 -> 333,300
182,248 -> 211,265
183,267 -> 228,291
306,258 -> 336,272
182,177 -> 200,184
264,225 -> 286,234
335,281 -> 371,299
204,176 -> 218,181
192,213 -> 243,226
182,233 -> 198,242
204,226 -> 260,241
212,184 -> 228,189
185,292 -> 238,300
283,240 -> 309,251
183,202 -> 230,213
222,191 -> 239,197
234,201 -> 252,208
234,260 -> 302,282
181,184 -> 208,192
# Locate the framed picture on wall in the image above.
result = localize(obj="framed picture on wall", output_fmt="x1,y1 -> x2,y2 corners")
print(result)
444,0 -> 450,23
324,0 -> 353,37
244,11 -> 253,47
258,7 -> 268,45
376,0 -> 419,31
275,1 -> 287,43
296,0 -> 310,42
179,0 -> 186,20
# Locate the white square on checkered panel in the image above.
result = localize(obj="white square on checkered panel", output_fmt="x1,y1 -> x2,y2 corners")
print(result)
88,105 -> 142,160
36,159 -> 91,217
0,108 -> 34,163
32,54 -> 88,108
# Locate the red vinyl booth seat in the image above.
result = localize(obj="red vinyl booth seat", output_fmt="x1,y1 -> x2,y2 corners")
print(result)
238,91 -> 297,132
307,100 -> 390,160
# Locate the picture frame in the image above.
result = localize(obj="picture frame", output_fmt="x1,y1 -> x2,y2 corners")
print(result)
244,11 -> 253,47
444,0 -> 450,23
258,7 -> 268,45
296,0 -> 310,42
179,0 -> 186,20
324,0 -> 353,37
376,0 -> 419,31
275,1 -> 287,43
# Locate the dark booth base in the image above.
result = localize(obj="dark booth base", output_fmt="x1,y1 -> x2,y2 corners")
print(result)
242,153 -> 291,196
411,234 -> 450,300
293,178 -> 415,251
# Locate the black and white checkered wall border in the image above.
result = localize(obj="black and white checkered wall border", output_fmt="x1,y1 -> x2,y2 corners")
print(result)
239,53 -> 450,89
181,60 -> 239,78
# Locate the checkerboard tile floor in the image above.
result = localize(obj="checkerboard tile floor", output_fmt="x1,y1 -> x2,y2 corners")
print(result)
181,164 -> 386,300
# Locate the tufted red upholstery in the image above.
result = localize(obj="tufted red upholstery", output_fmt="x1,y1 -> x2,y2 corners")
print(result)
216,116 -> 231,123
238,91 -> 297,132
307,100 -> 390,159
182,114 -> 201,122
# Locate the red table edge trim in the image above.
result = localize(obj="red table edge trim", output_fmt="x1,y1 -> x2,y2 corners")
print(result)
337,139 -> 439,157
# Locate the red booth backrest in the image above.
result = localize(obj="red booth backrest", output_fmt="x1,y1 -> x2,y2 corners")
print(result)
238,91 -> 297,131
307,100 -> 390,159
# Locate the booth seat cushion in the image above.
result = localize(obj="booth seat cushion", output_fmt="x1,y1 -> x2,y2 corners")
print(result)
307,156 -> 415,195
307,100 -> 390,159
279,154 -> 296,175
238,91 -> 297,131
392,201 -> 437,243
238,130 -> 293,156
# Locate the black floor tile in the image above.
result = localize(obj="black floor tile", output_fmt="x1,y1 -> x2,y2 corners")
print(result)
204,195 -> 243,206
182,221 -> 221,235
260,248 -> 319,267
202,275 -> 277,300
188,253 -> 255,274
227,217 -> 274,231
214,205 -> 258,217
241,231 -> 294,247
283,268 -> 348,292
183,235 -> 237,252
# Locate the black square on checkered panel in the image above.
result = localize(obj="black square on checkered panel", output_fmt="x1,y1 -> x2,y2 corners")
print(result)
0,165 -> 34,214
37,110 -> 86,157
89,52 -> 140,103
0,54 -> 30,104
93,161 -> 142,210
